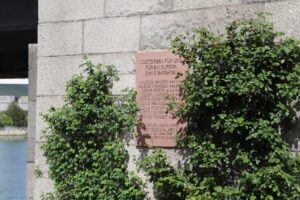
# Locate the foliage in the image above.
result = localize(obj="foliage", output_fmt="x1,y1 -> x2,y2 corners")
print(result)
34,166 -> 43,178
140,14 -> 300,199
0,112 -> 13,127
137,149 -> 187,199
41,192 -> 55,200
0,102 -> 27,127
41,58 -> 146,200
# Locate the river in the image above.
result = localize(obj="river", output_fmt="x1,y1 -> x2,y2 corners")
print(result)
0,136 -> 27,200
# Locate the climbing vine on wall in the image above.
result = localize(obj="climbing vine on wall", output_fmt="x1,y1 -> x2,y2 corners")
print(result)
140,14 -> 300,199
41,58 -> 146,200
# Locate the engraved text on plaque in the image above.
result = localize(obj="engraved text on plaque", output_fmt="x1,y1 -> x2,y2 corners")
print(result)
136,51 -> 187,147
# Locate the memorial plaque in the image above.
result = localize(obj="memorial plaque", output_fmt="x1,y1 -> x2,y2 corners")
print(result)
136,51 -> 187,147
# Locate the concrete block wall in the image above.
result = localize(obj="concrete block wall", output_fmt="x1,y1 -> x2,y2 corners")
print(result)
27,44 -> 37,200
33,0 -> 300,199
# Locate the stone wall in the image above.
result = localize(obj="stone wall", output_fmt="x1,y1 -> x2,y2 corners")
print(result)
26,44 -> 37,200
32,0 -> 300,199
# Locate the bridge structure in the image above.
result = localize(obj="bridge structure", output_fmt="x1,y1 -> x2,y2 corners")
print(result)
0,79 -> 28,96
1,1 -> 300,200
0,0 -> 37,78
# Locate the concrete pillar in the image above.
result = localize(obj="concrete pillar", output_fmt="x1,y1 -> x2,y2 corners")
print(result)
26,44 -> 37,200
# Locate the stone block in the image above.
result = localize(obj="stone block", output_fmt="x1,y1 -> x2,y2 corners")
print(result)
37,56 -> 84,96
28,44 -> 38,71
265,0 -> 300,40
105,0 -> 172,17
27,137 -> 36,162
84,17 -> 140,54
39,0 -> 104,23
35,143 -> 50,175
28,70 -> 37,102
226,2 -> 264,20
174,0 -> 241,11
38,22 -> 82,57
25,162 -> 35,200
36,96 -> 64,142
29,44 -> 37,101
34,177 -> 54,200
37,55 -> 104,96
126,146 -> 145,174
125,146 -> 155,199
28,101 -> 36,138
141,4 -> 264,50
86,54 -> 104,65
112,74 -> 136,95
103,53 -> 135,75
244,0 -> 281,3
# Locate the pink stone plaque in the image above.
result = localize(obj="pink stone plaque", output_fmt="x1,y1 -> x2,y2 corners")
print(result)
136,50 -> 187,147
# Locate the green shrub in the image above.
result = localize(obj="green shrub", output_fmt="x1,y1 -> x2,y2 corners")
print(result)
140,14 -> 300,199
41,59 -> 146,200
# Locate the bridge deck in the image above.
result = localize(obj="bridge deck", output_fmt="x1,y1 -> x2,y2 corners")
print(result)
0,0 -> 37,78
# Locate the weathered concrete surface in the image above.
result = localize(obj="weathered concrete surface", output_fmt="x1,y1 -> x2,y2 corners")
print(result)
103,53 -> 136,75
28,45 -> 37,101
35,96 -> 64,142
84,16 -> 140,54
34,143 -> 50,175
141,3 -> 264,50
33,95 -> 64,198
106,0 -> 172,17
112,74 -> 136,95
174,0 -> 241,10
34,177 -> 54,200
37,56 -> 83,96
39,0 -> 105,23
25,162 -> 35,200
265,0 -> 300,39
38,22 -> 83,57
26,44 -> 37,200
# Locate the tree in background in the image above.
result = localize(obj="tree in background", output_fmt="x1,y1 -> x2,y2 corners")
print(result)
0,112 -> 13,127
0,102 -> 27,127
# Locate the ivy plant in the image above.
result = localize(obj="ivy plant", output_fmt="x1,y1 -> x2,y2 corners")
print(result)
140,14 -> 300,199
41,58 -> 146,200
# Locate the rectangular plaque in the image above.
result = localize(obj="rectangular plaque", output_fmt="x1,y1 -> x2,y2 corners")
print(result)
136,50 -> 187,147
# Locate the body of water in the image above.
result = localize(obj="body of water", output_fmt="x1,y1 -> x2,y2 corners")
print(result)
0,136 -> 27,200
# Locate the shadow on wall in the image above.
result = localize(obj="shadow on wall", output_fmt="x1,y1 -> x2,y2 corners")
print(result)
283,99 -> 300,152
284,117 -> 300,152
